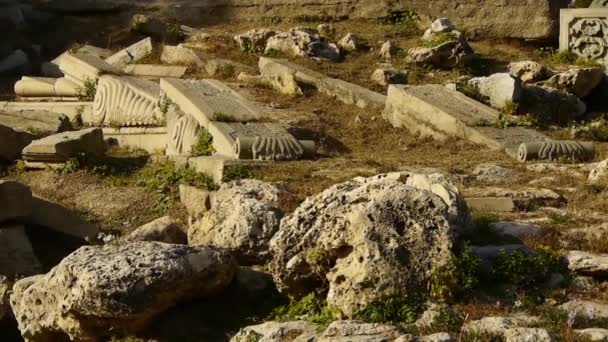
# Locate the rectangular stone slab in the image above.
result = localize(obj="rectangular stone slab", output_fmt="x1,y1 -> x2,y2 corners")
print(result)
22,127 -> 105,162
259,57 -> 386,109
123,64 -> 187,78
160,78 -> 264,127
208,121 -> 310,159
105,37 -> 153,70
383,85 -> 549,157
102,127 -> 167,153
0,101 -> 92,122
560,9 -> 608,66
0,110 -> 70,134
59,53 -> 121,84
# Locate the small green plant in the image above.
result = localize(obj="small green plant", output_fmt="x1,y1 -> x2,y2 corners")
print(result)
76,77 -> 97,101
222,165 -> 254,182
501,100 -> 518,116
428,306 -> 465,334
158,95 -> 172,116
216,64 -> 236,79
166,23 -> 186,41
428,260 -> 458,302
491,245 -> 567,291
537,47 -> 602,67
454,242 -> 481,295
15,160 -> 27,173
382,10 -> 420,37
59,157 -> 82,174
458,82 -> 489,104
356,291 -> 423,328
270,292 -> 339,327
421,32 -> 458,48
191,128 -> 215,156
213,112 -> 237,122
72,105 -> 85,129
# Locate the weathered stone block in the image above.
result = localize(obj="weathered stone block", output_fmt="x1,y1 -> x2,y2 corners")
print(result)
123,64 -> 187,78
382,85 -> 549,158
22,127 -> 105,163
102,127 -> 167,153
105,37 -> 152,70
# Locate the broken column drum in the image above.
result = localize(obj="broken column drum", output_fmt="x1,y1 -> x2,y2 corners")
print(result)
92,76 -> 162,127
517,141 -> 595,162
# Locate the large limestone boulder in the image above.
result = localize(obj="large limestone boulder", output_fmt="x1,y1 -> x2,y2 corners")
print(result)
467,73 -> 522,108
503,328 -> 552,342
407,40 -> 474,69
508,61 -> 553,83
265,27 -> 341,62
318,320 -> 404,341
0,225 -> 42,279
0,275 -> 9,320
10,242 -> 237,341
575,328 -> 608,342
234,28 -> 276,52
589,159 -> 608,183
521,85 -> 586,121
270,173 -> 466,317
543,67 -> 605,98
122,216 -> 186,244
566,251 -> 608,278
559,300 -> 608,321
188,180 -> 284,265
230,320 -> 318,342
22,127 -> 105,163
0,180 -> 33,223
160,45 -> 203,67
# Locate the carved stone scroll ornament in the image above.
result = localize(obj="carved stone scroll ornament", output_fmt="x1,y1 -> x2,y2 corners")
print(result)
234,135 -> 305,161
568,17 -> 608,61
92,76 -> 161,127
517,141 -> 595,162
166,108 -> 201,156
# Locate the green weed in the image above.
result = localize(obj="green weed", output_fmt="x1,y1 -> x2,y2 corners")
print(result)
76,77 -> 97,101
191,128 -> 215,156
356,291 -> 424,328
270,292 -> 339,327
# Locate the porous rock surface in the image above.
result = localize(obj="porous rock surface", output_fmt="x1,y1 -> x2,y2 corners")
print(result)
270,172 -> 467,317
10,242 -> 236,341
188,180 -> 284,265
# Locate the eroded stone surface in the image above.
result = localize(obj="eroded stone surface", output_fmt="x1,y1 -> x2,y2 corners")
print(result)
0,110 -> 70,135
270,174 -> 463,317
10,242 -> 237,341
105,37 -> 153,69
508,61 -> 553,83
189,180 -> 283,265
122,216 -> 186,244
567,251 -> 608,278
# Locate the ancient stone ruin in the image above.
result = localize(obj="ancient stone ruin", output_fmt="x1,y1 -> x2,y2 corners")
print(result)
2,2 -> 608,342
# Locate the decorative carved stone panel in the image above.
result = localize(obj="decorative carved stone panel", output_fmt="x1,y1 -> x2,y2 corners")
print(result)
590,0 -> 608,8
92,75 -> 162,127
560,9 -> 608,66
